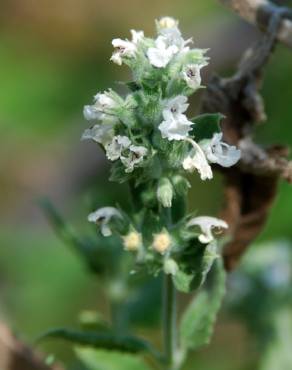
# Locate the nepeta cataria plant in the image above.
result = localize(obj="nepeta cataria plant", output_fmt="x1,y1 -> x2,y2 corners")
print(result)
44,17 -> 241,370
83,16 -> 240,271
80,16 -> 241,370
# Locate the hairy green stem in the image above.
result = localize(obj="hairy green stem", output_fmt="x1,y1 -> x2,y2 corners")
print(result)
163,274 -> 177,370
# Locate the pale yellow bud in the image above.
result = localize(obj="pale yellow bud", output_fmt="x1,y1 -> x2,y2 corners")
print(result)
152,231 -> 171,254
122,231 -> 142,252
157,17 -> 178,30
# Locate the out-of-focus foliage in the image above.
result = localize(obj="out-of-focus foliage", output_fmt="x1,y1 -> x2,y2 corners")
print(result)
227,240 -> 292,370
75,347 -> 152,370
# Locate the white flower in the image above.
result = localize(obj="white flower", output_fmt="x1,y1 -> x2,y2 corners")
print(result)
183,138 -> 213,180
105,135 -> 131,161
147,36 -> 179,68
182,63 -> 206,90
111,30 -> 143,66
81,124 -> 114,146
156,16 -> 192,51
94,91 -> 119,110
183,151 -> 213,180
121,145 -> 148,173
158,96 -> 193,140
111,39 -> 137,65
88,207 -> 122,237
163,95 -> 189,118
130,29 -> 144,44
83,105 -> 104,121
201,133 -> 241,167
187,216 -> 228,244
159,114 -> 193,141
84,91 -> 120,121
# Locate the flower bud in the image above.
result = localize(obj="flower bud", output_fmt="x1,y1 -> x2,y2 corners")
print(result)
156,17 -> 178,30
164,259 -> 179,276
171,175 -> 191,196
152,230 -> 172,254
122,230 -> 142,252
157,178 -> 173,208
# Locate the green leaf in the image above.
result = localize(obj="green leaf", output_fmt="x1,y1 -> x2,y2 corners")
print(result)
172,269 -> 195,293
179,258 -> 226,350
38,197 -> 80,246
172,266 -> 206,294
39,198 -> 123,276
37,328 -> 162,361
191,113 -> 224,141
75,347 -> 152,370
172,241 -> 218,294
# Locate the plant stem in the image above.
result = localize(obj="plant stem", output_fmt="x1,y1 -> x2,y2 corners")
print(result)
163,274 -> 177,370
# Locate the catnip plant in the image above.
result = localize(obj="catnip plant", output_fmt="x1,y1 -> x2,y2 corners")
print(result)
42,17 -> 241,370
81,16 -> 241,370
83,16 -> 240,275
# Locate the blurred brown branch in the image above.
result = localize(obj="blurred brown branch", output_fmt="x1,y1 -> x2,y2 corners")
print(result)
203,0 -> 292,270
0,322 -> 63,370
219,0 -> 292,47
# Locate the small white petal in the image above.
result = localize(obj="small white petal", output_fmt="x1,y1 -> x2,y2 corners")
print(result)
121,145 -> 148,173
156,17 -> 191,51
110,52 -> 122,65
163,95 -> 189,116
183,151 -> 213,180
81,124 -> 114,146
129,145 -> 148,156
112,38 -> 136,54
159,96 -> 192,140
147,36 -> 178,68
83,105 -> 103,121
159,114 -> 193,141
183,139 -> 213,180
130,29 -> 144,44
201,133 -> 241,167
187,216 -> 228,244
105,135 -> 131,161
84,90 -> 120,123
88,207 -> 122,237
94,92 -> 118,110
88,207 -> 121,222
111,38 -> 137,65
182,64 -> 206,90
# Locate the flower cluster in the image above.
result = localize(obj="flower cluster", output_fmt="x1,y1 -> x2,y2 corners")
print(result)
83,17 -> 241,291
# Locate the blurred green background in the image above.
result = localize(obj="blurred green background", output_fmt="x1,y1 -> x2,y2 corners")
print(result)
0,0 -> 292,369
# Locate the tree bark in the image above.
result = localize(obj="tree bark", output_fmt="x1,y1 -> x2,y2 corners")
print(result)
219,0 -> 292,48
